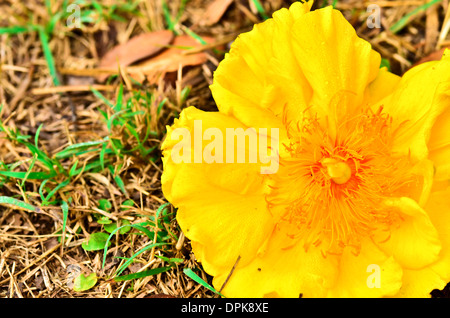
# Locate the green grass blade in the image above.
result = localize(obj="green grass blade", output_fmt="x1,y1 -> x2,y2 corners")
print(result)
183,268 -> 224,297
380,58 -> 391,71
24,142 -> 55,172
71,157 -> 112,175
34,124 -> 44,148
69,160 -> 79,176
37,26 -> 61,86
0,196 -> 39,212
44,0 -> 52,16
54,138 -> 108,159
161,0 -> 175,31
20,153 -> 38,187
60,200 -> 69,243
102,224 -> 159,268
43,179 -> 70,205
0,26 -> 29,35
251,0 -> 269,20
55,137 -> 109,159
107,110 -> 126,132
390,0 -> 442,34
39,179 -> 50,202
115,242 -> 167,276
91,87 -> 114,108
113,266 -> 172,282
100,141 -> 107,170
108,165 -> 127,195
115,83 -> 123,112
0,170 -> 56,180
183,27 -> 207,45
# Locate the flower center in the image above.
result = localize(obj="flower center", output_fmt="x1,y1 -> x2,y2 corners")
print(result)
321,158 -> 352,185
266,106 -> 420,255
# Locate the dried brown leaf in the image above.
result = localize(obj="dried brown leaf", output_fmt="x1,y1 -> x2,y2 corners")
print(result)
98,30 -> 175,81
413,46 -> 449,66
202,0 -> 234,26
127,35 -> 215,84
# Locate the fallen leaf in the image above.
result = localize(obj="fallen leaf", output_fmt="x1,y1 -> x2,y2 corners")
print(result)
104,219 -> 131,234
98,30 -> 175,81
127,35 -> 215,84
81,232 -> 111,251
73,272 -> 98,292
202,0 -> 234,26
413,46 -> 450,66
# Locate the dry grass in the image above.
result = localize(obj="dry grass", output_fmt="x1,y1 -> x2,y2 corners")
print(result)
0,0 -> 449,298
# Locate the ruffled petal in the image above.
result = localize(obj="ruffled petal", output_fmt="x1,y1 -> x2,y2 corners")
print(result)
161,107 -> 275,275
428,99 -> 450,180
291,5 -> 381,134
210,1 -> 313,136
378,50 -> 450,162
365,67 -> 401,107
425,186 -> 450,282
327,239 -> 403,297
393,268 -> 447,298
213,226 -> 338,298
375,197 -> 441,270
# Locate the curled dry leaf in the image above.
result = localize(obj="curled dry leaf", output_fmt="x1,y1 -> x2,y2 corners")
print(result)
413,46 -> 450,67
98,30 -> 175,82
202,0 -> 234,26
127,35 -> 216,84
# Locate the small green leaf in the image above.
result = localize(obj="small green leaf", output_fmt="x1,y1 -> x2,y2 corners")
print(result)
98,199 -> 112,211
380,58 -> 391,71
121,199 -> 134,210
104,219 -> 131,234
73,272 -> 97,292
82,232 -> 111,251
96,216 -> 112,225
156,255 -> 184,264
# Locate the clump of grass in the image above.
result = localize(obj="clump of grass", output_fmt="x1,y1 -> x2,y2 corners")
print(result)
0,0 -> 142,86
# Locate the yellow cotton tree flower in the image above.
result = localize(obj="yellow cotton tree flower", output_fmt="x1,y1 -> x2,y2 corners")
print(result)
161,0 -> 450,297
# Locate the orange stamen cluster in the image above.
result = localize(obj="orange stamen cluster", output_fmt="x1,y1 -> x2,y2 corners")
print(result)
267,106 -> 419,256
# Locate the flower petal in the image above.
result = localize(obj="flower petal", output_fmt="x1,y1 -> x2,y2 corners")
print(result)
210,1 -> 313,136
161,107 -> 274,276
425,186 -> 450,281
327,239 -> 403,297
290,5 -> 381,132
375,197 -> 441,270
393,268 -> 447,298
213,226 -> 338,298
428,101 -> 450,180
379,50 -> 450,162
366,66 -> 401,106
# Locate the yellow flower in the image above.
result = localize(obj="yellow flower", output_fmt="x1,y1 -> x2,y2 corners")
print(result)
161,1 -> 450,297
